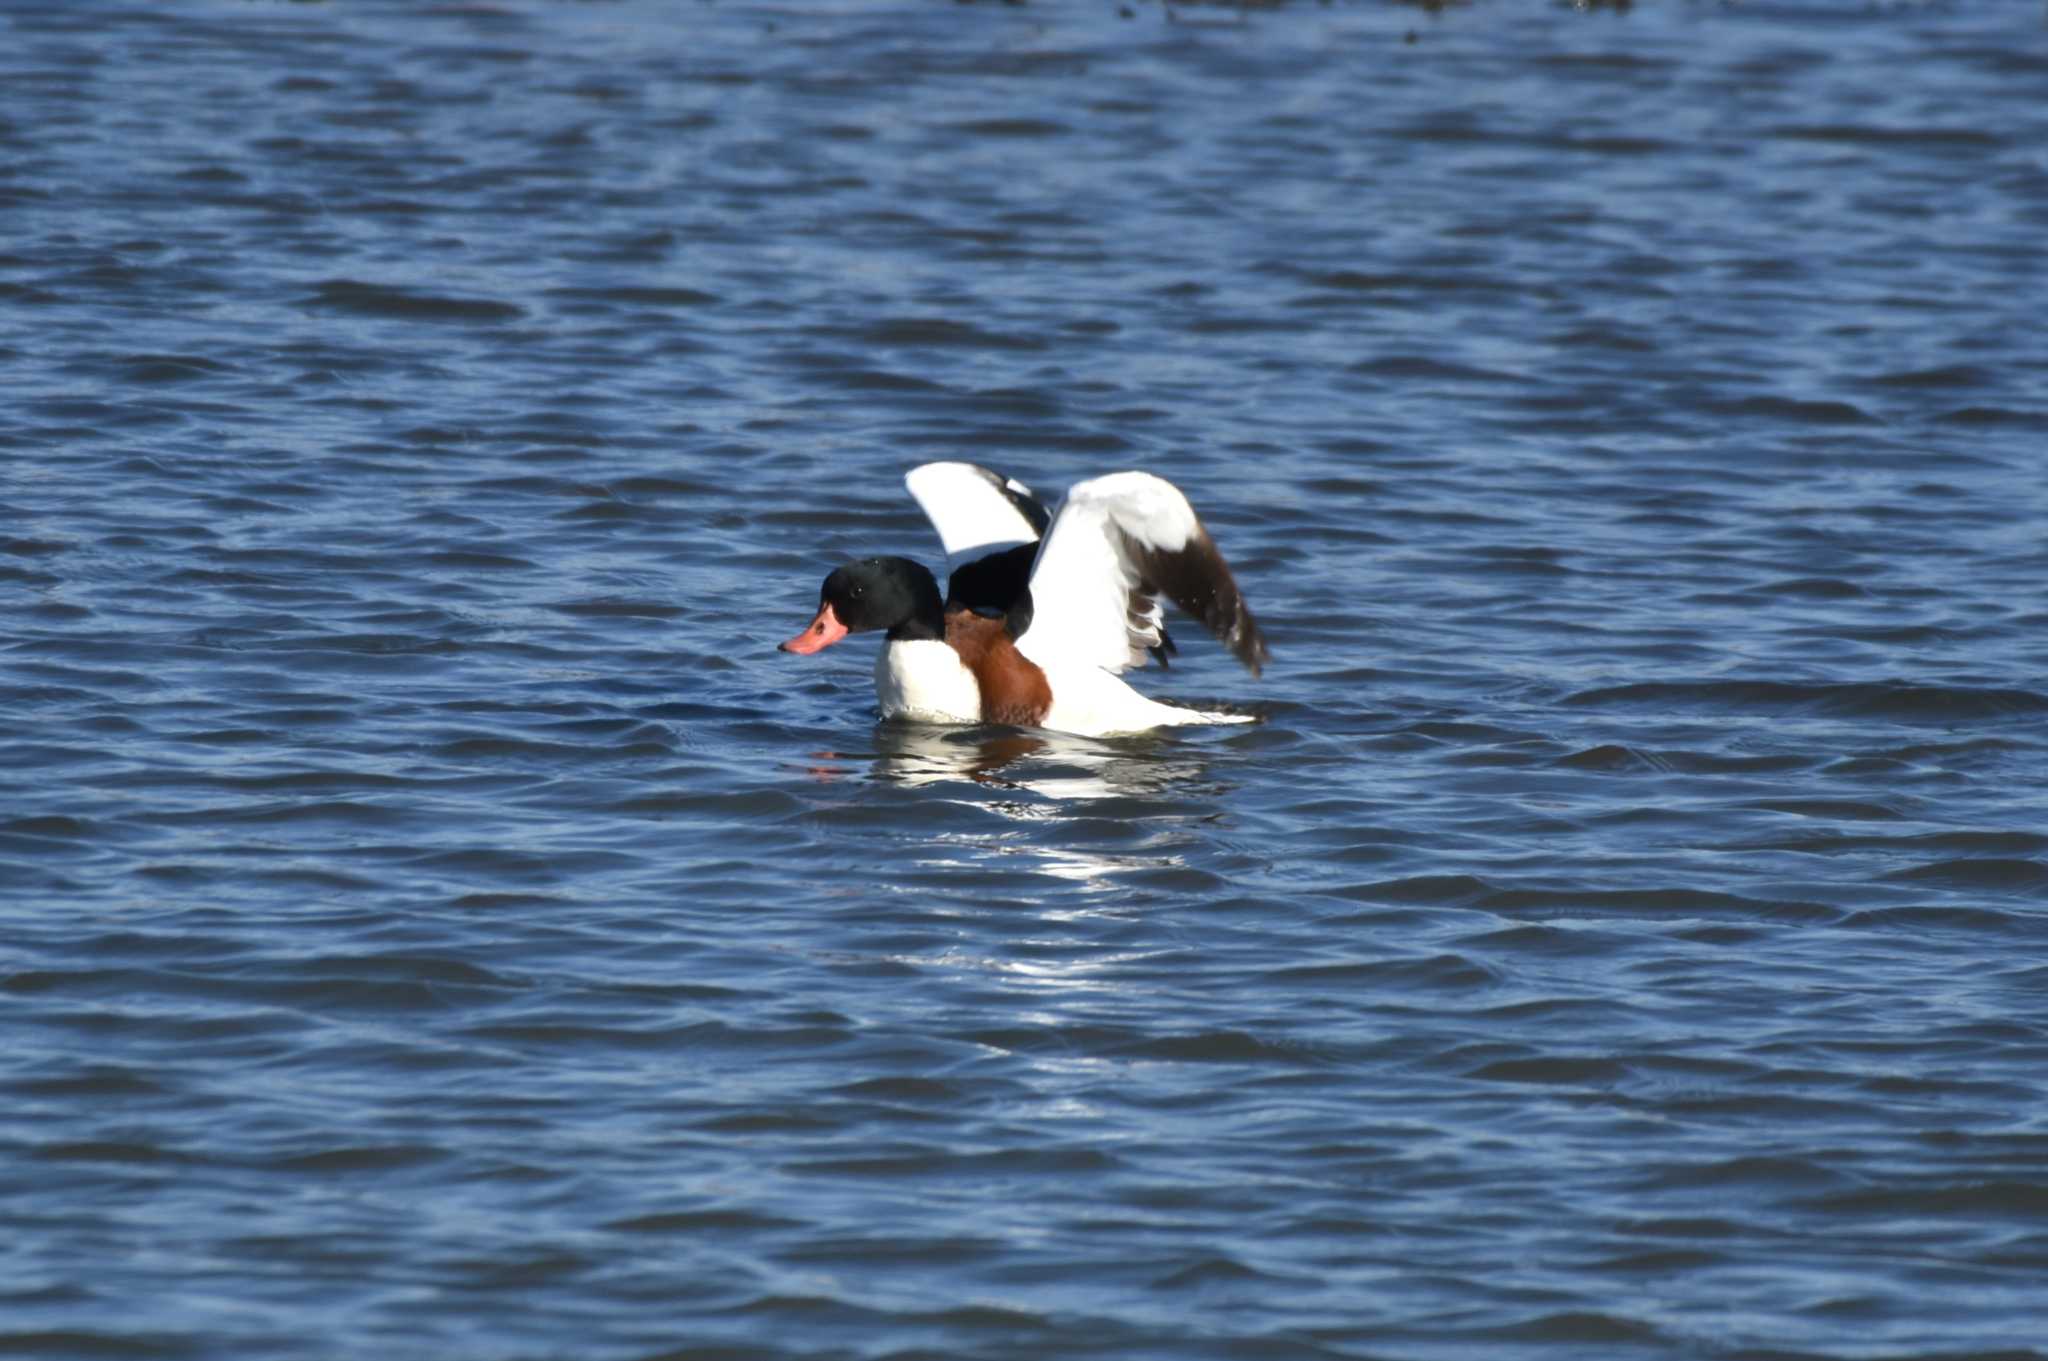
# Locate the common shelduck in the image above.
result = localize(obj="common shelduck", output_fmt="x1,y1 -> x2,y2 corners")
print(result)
780,463 -> 1268,737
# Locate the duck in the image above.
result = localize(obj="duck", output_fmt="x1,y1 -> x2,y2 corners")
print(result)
780,462 -> 1269,737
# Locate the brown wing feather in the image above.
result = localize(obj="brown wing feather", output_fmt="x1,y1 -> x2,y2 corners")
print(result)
1115,523 -> 1269,678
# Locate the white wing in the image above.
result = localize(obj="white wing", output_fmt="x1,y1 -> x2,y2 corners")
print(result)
903,461 -> 1047,574
1017,472 -> 1268,677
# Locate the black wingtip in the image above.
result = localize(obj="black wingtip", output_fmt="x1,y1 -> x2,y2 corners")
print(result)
959,462 -> 1050,538
1235,622 -> 1271,679
1220,602 -> 1270,679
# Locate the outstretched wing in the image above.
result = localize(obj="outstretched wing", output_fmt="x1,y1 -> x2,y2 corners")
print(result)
903,462 -> 1049,574
1016,472 -> 1268,677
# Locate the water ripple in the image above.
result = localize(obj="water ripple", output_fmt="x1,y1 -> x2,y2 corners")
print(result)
4,2 -> 2047,1359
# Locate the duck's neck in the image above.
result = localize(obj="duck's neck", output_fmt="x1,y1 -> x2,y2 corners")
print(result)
884,562 -> 946,643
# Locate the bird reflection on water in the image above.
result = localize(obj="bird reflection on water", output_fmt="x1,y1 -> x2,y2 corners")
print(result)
796,721 -> 1231,894
864,721 -> 1218,802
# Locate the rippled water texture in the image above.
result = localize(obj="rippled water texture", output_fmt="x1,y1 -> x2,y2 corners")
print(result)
5,3 -> 2048,1358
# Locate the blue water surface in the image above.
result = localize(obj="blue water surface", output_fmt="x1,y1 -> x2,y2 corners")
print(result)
4,2 -> 2048,1358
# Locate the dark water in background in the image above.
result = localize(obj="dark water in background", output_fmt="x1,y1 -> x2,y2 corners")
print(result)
5,1 -> 2048,1356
